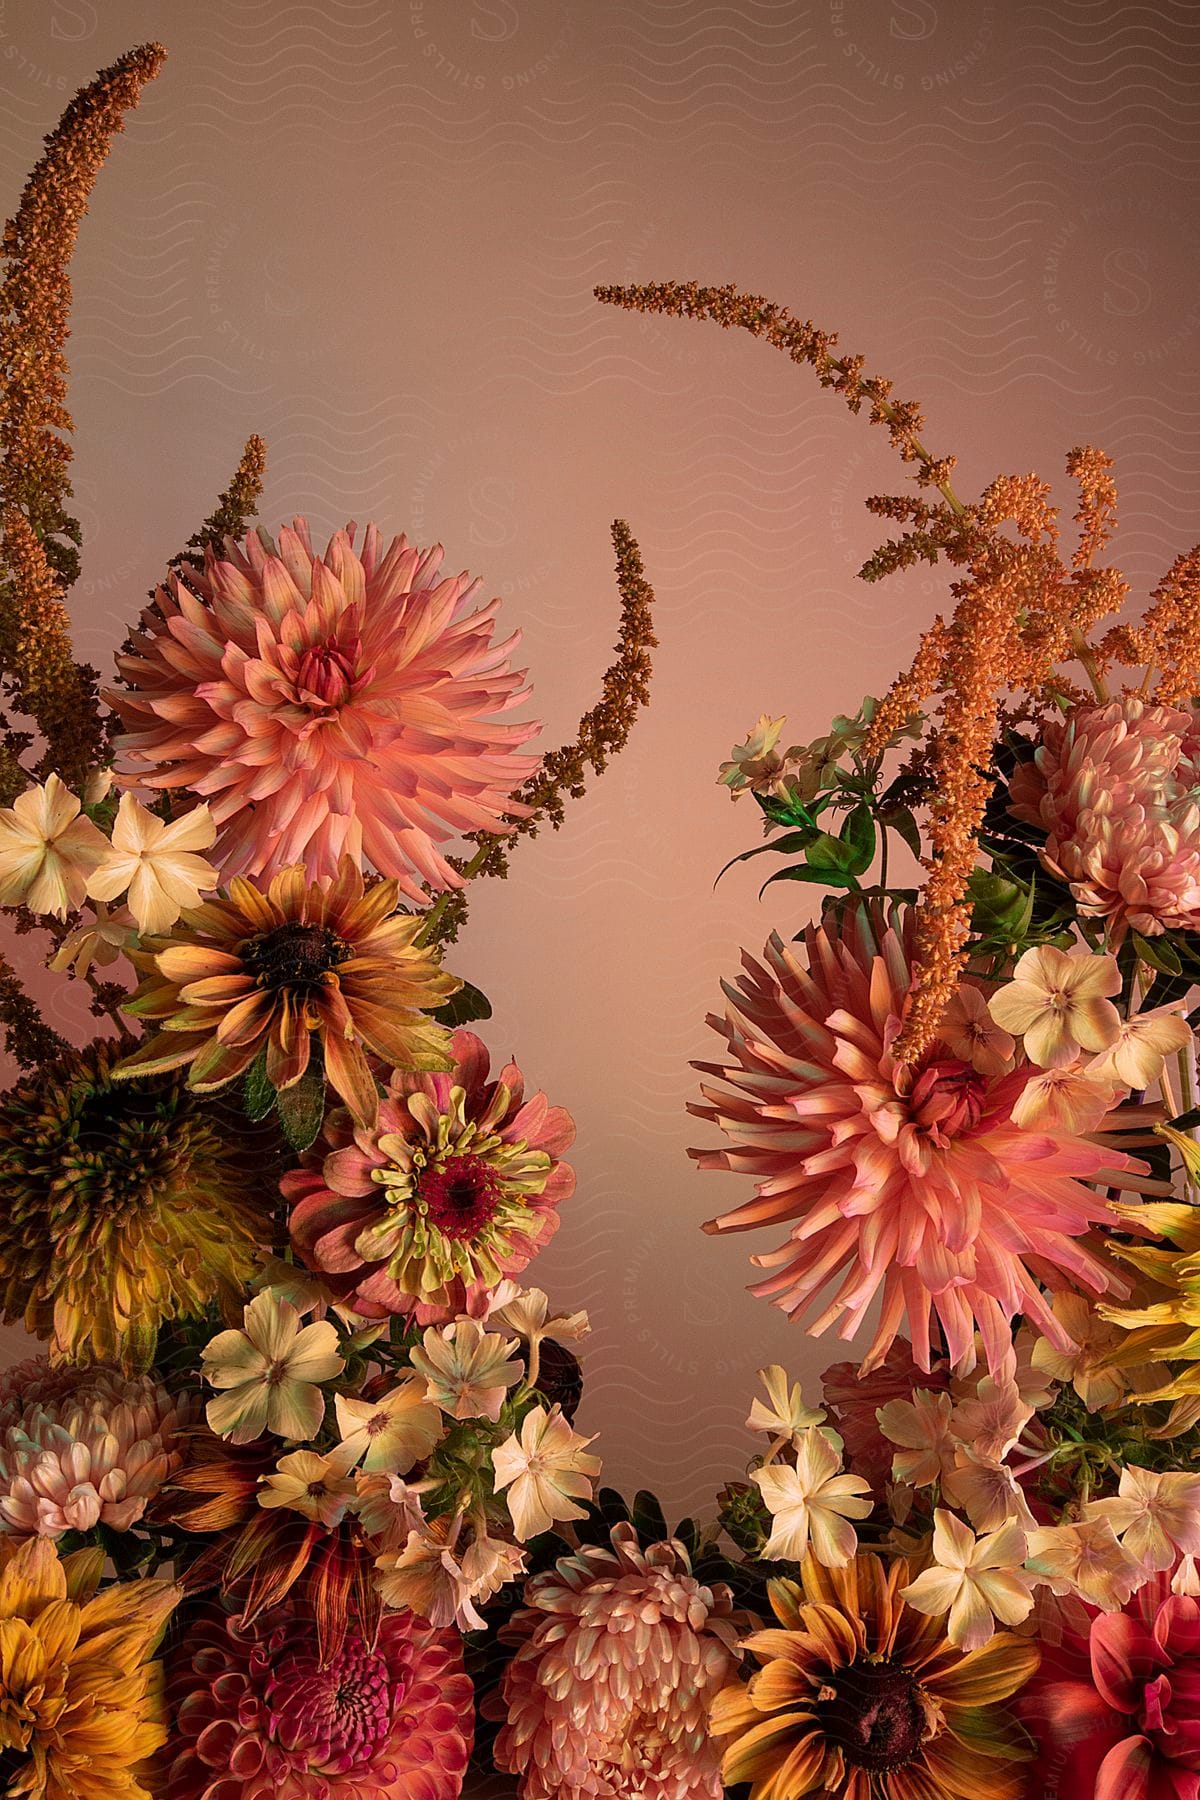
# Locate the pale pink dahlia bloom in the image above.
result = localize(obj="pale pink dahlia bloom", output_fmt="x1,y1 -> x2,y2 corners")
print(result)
1009,692 -> 1200,939
691,905 -> 1144,1377
493,1523 -> 739,1800
0,1356 -> 186,1538
285,1029 -> 574,1320
167,1601 -> 473,1799
111,519 -> 540,896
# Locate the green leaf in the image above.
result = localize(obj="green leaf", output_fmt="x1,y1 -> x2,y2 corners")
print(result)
632,1489 -> 669,1547
879,805 -> 922,861
761,864 -> 860,897
838,804 -> 876,874
1169,1106 -> 1200,1132
276,1065 -> 325,1153
715,828 -> 819,885
430,981 -> 493,1027
244,1047 -> 275,1122
1132,931 -> 1184,978
804,831 -> 861,875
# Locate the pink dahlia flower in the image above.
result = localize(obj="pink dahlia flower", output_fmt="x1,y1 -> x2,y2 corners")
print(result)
1009,693 -> 1200,940
1017,1569 -> 1200,1799
691,905 -> 1144,1377
167,1601 -> 473,1799
285,1029 -> 574,1319
493,1523 -> 739,1800
111,519 -> 540,896
0,1356 -> 186,1538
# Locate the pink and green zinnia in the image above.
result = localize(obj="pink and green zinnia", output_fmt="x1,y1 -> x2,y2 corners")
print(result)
284,1029 -> 574,1319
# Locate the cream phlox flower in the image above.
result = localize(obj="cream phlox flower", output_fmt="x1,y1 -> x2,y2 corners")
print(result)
0,773 -> 108,919
747,1364 -> 825,1440
718,714 -> 788,797
491,1404 -> 601,1541
1024,1517 -> 1143,1611
949,1374 -> 1033,1463
901,1509 -> 1034,1652
257,1442 -> 359,1527
1031,1290 -> 1132,1412
202,1289 -> 344,1444
409,1319 -> 522,1423
48,901 -> 136,977
750,1427 -> 872,1568
334,1379 -> 443,1474
491,1285 -> 590,1346
940,984 -> 1015,1078
942,1450 -> 1037,1535
1088,1003 -> 1193,1090
461,1531 -> 527,1605
877,1389 -> 957,1488
1010,1060 -> 1119,1133
1084,1465 -> 1200,1574
375,1512 -> 485,1630
86,792 -> 218,935
989,945 -> 1121,1068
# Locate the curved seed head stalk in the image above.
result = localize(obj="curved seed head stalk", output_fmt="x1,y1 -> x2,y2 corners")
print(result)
418,518 -> 658,948
0,42 -> 166,789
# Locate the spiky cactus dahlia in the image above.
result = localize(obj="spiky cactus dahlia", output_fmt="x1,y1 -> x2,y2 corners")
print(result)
493,1523 -> 739,1800
1009,693 -> 1200,940
166,1601 -> 473,1799
691,904 -> 1144,1377
0,1356 -> 186,1538
111,518 -> 540,896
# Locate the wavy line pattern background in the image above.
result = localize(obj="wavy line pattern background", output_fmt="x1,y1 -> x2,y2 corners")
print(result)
1,0 -> 1199,1543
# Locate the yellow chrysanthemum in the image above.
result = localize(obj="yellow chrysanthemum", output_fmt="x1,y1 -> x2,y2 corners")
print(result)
1101,1134 -> 1200,1409
0,1038 -> 275,1370
0,1536 -> 178,1799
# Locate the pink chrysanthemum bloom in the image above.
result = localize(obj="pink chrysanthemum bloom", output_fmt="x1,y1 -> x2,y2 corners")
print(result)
167,1600 -> 473,1799
1009,693 -> 1200,940
284,1029 -> 574,1319
111,519 -> 541,896
0,1356 -> 186,1538
493,1523 -> 739,1800
691,905 -> 1146,1376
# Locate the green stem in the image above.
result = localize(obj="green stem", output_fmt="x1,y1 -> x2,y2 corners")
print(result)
414,839 -> 497,948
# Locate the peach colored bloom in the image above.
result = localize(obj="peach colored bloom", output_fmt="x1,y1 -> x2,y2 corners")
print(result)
902,1510 -> 1034,1651
409,1319 -> 521,1423
988,945 -> 1121,1069
0,773 -> 108,919
1032,1290 -> 1136,1411
490,1284 -> 590,1346
750,1428 -> 872,1567
1010,1059 -> 1119,1132
334,1381 -> 443,1475
257,1444 -> 359,1528
202,1290 -> 344,1444
949,1374 -> 1033,1463
940,983 -> 1015,1078
1088,1003 -> 1193,1090
1084,1466 -> 1200,1574
492,1404 -> 601,1540
376,1514 -> 487,1630
942,1451 -> 1037,1535
1010,692 -> 1200,940
717,714 -> 791,798
877,1388 -> 957,1488
111,517 -> 540,896
1025,1518 -> 1143,1611
86,792 -> 217,934
694,906 -> 1142,1378
746,1364 -> 825,1440
48,901 -> 136,977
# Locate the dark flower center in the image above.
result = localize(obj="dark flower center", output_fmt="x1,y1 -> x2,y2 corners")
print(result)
243,922 -> 351,989
418,1153 -> 504,1240
817,1657 -> 926,1773
269,1637 -> 394,1762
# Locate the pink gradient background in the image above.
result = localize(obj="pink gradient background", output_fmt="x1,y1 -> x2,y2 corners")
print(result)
1,0 -> 1199,1540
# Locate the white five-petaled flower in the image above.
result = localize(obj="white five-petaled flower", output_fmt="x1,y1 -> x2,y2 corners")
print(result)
491,1404 -> 601,1541
86,792 -> 218,935
409,1319 -> 522,1423
901,1509 -> 1034,1652
1084,1465 -> 1200,1574
746,1364 -> 825,1440
750,1427 -> 872,1568
257,1442 -> 359,1527
334,1380 -> 443,1475
202,1288 -> 344,1444
0,773 -> 109,920
989,945 -> 1121,1069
